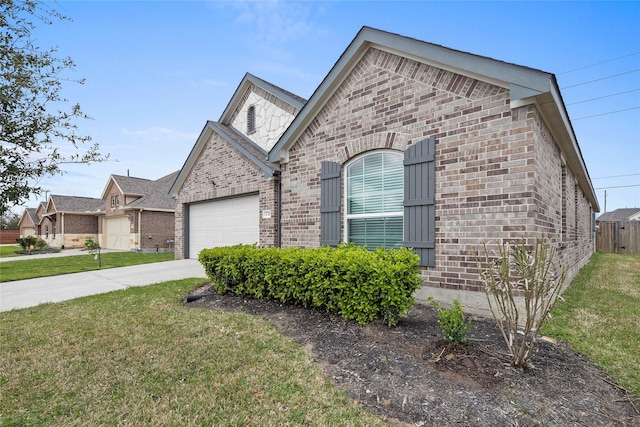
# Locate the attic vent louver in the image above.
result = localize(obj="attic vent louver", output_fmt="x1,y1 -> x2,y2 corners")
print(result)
247,106 -> 256,133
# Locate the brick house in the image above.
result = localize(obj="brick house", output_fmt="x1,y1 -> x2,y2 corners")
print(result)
100,171 -> 179,252
171,27 -> 599,312
39,195 -> 104,248
17,171 -> 178,251
18,203 -> 44,237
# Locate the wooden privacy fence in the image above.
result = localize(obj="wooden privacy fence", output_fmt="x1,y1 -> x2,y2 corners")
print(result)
596,221 -> 640,254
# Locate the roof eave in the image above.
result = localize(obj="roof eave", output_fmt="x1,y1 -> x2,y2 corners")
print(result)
220,73 -> 305,125
269,26 -> 553,163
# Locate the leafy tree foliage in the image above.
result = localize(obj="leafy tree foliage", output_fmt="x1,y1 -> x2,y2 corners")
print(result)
1,211 -> 20,229
0,0 -> 107,215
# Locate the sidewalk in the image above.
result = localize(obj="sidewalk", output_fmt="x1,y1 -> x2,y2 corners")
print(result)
1,259 -> 207,312
0,247 -> 123,263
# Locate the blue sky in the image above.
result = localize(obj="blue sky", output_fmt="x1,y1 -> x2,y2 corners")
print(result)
18,0 -> 640,214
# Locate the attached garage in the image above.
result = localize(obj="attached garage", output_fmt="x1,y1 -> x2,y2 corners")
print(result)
187,195 -> 260,259
104,216 -> 130,250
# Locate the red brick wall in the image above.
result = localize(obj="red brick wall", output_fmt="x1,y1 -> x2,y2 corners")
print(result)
139,211 -> 175,250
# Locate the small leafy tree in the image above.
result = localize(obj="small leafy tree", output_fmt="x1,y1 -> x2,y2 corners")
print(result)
476,238 -> 567,368
84,238 -> 101,268
16,236 -> 37,251
427,298 -> 472,344
0,0 -> 108,215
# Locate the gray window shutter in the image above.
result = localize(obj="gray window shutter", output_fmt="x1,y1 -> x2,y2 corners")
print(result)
320,161 -> 341,246
404,137 -> 436,266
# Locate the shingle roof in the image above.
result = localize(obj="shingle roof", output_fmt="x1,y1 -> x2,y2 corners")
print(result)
49,195 -> 105,213
596,208 -> 640,222
25,208 -> 38,224
124,171 -> 179,211
111,175 -> 157,196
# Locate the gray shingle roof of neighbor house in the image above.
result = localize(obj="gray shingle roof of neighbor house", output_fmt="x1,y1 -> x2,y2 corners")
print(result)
125,171 -> 180,211
267,26 -> 599,211
596,208 -> 640,221
25,208 -> 38,224
46,195 -> 105,214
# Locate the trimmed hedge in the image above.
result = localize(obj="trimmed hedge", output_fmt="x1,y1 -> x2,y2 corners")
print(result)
198,244 -> 423,326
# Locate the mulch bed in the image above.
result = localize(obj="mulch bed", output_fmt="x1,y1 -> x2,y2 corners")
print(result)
186,285 -> 639,426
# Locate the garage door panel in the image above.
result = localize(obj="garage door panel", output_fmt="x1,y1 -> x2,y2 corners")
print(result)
105,217 -> 130,250
189,195 -> 259,258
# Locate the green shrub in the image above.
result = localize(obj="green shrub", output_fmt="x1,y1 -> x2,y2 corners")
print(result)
428,298 -> 472,344
16,236 -> 37,251
198,244 -> 422,326
35,238 -> 47,250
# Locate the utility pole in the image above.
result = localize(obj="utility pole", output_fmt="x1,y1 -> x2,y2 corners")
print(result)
604,189 -> 607,213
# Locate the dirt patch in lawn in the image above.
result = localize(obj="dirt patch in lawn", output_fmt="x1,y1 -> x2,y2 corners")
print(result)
186,286 -> 639,426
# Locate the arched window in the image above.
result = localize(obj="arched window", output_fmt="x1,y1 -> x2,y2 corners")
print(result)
247,106 -> 256,133
345,151 -> 403,249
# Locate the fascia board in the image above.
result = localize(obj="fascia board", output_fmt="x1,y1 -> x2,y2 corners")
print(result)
269,33 -> 371,163
219,73 -> 304,125
169,122 -> 214,197
209,122 -> 278,178
269,27 -> 553,163
100,176 -> 119,200
536,88 -> 600,211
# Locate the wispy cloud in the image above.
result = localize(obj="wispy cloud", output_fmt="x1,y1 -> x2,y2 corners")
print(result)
121,127 -> 198,143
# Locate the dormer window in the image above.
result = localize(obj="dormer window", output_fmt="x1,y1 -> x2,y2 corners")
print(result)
111,195 -> 119,207
247,106 -> 256,133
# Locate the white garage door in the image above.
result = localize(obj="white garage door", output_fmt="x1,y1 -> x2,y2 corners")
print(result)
188,195 -> 259,259
105,216 -> 130,250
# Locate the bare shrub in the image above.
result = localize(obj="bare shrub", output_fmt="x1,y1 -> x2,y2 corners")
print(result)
476,238 -> 567,368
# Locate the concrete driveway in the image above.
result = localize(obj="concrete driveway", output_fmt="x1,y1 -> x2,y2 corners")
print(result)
1,258 -> 207,312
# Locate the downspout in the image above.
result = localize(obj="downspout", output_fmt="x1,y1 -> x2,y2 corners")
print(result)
61,212 -> 65,249
138,209 -> 143,251
274,171 -> 282,248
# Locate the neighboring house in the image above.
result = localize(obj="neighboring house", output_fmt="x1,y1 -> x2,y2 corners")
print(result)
100,171 -> 179,251
40,195 -> 104,248
596,208 -> 640,222
171,27 -> 599,312
18,205 -> 42,237
16,171 -> 178,251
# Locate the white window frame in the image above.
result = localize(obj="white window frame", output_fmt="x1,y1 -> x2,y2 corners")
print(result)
343,150 -> 404,248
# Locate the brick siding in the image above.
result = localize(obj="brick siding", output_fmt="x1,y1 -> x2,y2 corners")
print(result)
281,47 -> 594,293
173,130 -> 278,259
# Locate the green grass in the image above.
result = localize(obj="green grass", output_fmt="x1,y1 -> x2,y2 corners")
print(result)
0,279 -> 385,426
543,252 -> 640,397
0,252 -> 175,282
0,245 -> 21,258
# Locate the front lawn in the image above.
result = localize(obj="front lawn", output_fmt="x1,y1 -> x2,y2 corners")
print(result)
544,252 -> 640,397
0,245 -> 21,258
0,278 -> 384,426
0,251 -> 175,282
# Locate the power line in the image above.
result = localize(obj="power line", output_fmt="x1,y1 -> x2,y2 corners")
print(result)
593,173 -> 640,180
595,184 -> 640,190
558,52 -> 640,75
561,69 -> 640,89
567,89 -> 640,105
573,106 -> 640,120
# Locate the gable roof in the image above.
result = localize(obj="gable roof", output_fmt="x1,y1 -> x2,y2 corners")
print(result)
45,195 -> 105,215
125,171 -> 180,211
219,73 -> 306,125
101,175 -> 155,199
18,208 -> 38,228
596,208 -> 640,222
267,26 -> 599,211
169,121 -> 281,197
